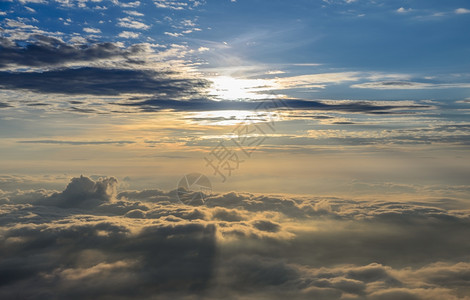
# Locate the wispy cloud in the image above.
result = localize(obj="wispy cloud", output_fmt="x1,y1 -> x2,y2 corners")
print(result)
17,140 -> 135,145
275,72 -> 361,89
351,81 -> 470,90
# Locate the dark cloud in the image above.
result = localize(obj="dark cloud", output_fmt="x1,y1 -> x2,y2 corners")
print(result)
0,220 -> 217,299
123,98 -> 431,114
37,175 -> 117,209
0,67 -> 209,96
0,35 -> 143,68
251,220 -> 281,232
1,176 -> 470,299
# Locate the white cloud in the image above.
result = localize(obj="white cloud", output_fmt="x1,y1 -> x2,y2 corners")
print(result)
397,7 -> 412,13
83,27 -> 101,34
124,10 -> 144,16
5,18 -> 38,29
266,70 -> 285,75
69,35 -> 87,44
154,0 -> 188,10
455,8 -> 470,14
112,0 -> 140,8
118,31 -> 140,39
198,46 -> 209,52
154,0 -> 202,10
276,72 -> 361,89
117,17 -> 150,30
291,63 -> 322,66
25,6 -> 36,13
181,19 -> 196,27
18,0 -> 47,3
164,31 -> 183,37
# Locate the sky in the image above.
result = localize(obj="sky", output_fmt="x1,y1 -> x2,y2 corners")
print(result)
1,0 -> 470,299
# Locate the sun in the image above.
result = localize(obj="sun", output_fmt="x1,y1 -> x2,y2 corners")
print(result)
208,76 -> 279,101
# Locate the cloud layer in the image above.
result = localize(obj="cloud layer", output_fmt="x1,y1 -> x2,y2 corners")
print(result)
1,176 -> 469,299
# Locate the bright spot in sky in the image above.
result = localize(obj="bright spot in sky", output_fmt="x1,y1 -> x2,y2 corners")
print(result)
186,110 -> 262,126
208,76 -> 280,101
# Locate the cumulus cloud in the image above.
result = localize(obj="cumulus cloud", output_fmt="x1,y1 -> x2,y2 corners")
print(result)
37,175 -> 117,208
1,176 -> 470,299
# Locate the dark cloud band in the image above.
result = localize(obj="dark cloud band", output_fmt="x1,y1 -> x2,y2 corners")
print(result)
0,67 -> 209,96
0,35 -> 143,68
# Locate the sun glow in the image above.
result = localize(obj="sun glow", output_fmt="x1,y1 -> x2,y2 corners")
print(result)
208,76 -> 280,101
